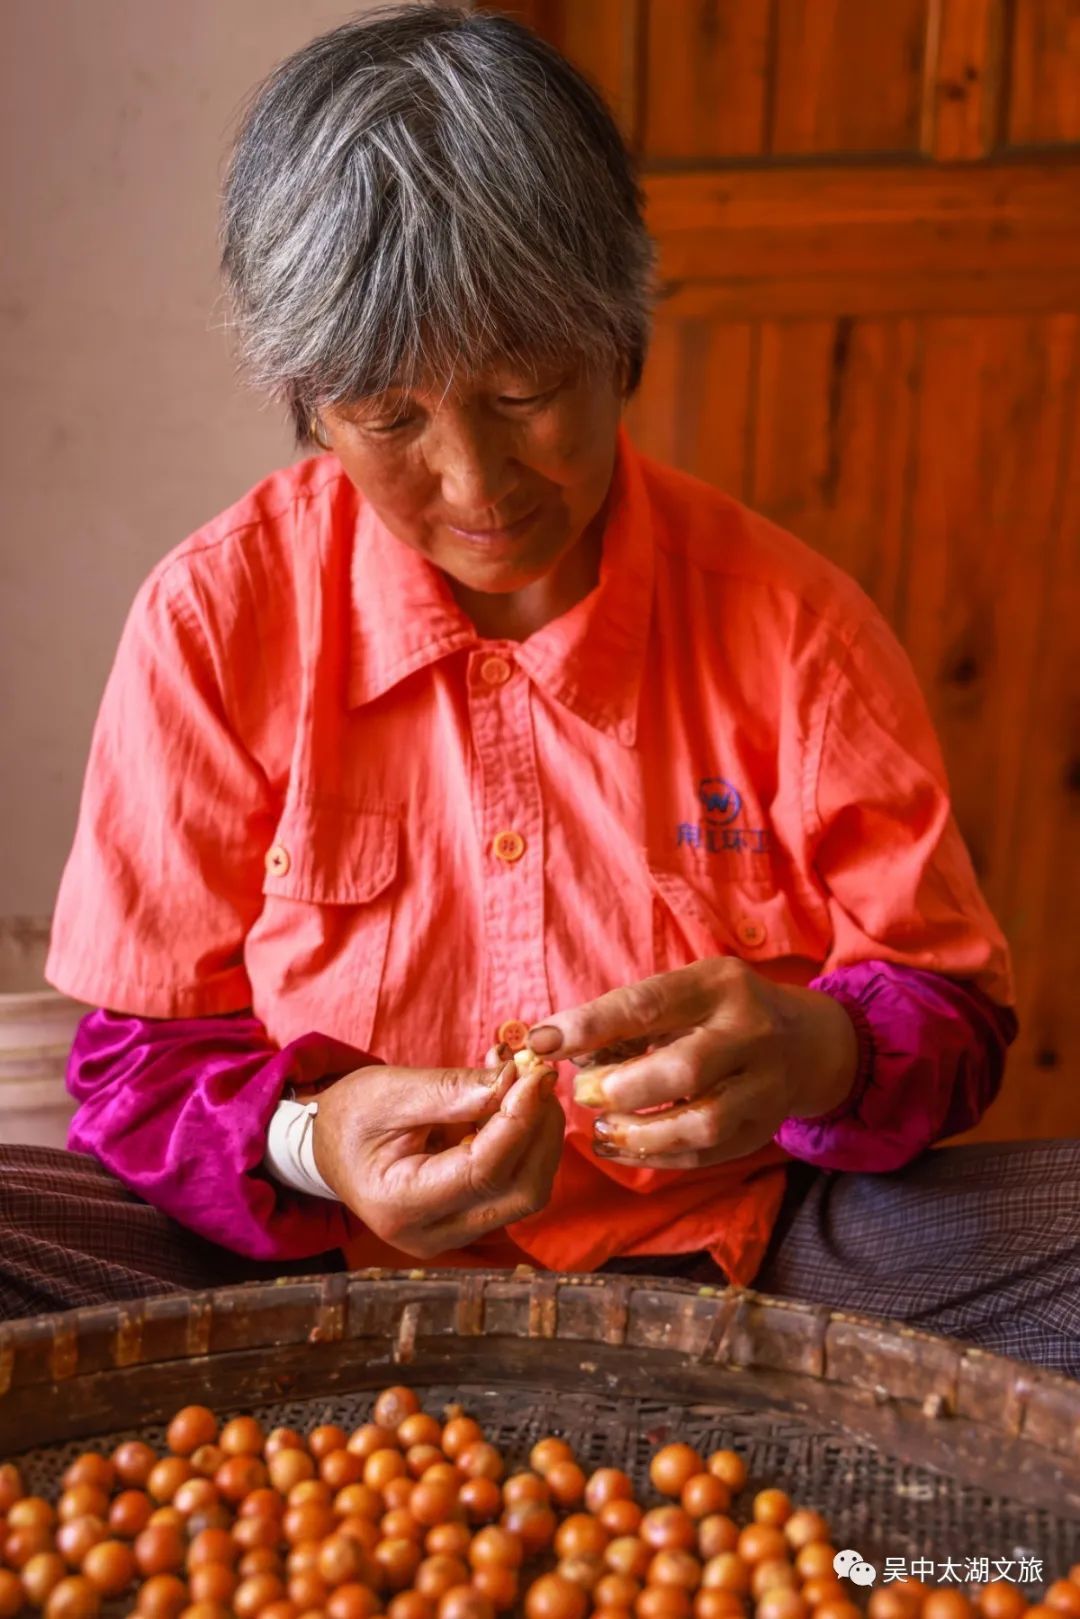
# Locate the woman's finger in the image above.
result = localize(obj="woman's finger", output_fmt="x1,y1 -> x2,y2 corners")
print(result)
463,1067 -> 560,1199
578,1027 -> 733,1112
572,1035 -> 653,1069
593,1110 -> 774,1171
369,1060 -> 518,1130
527,961 -> 723,1061
424,1097 -> 565,1250
385,1066 -> 556,1226
594,1071 -> 768,1158
358,1063 -> 522,1225
509,1091 -> 565,1211
475,1044 -> 517,1126
591,1146 -> 729,1171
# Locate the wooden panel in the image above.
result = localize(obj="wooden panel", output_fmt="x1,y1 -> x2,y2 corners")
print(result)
478,0 -> 641,140
624,317 -> 682,470
922,0 -> 1007,159
647,164 -> 1080,284
1007,0 -> 1080,147
771,0 -> 929,155
641,0 -> 771,160
629,316 -> 918,617
747,319 -> 918,621
658,268 -> 1080,318
897,317 -> 1078,1141
625,317 -> 754,497
899,317 -> 1070,891
972,325 -> 1080,1138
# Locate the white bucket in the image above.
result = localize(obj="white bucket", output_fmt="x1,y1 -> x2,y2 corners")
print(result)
0,918 -> 87,1149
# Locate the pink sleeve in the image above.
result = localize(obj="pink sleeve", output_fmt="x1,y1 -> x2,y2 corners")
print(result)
66,1009 -> 378,1260
774,961 -> 1018,1172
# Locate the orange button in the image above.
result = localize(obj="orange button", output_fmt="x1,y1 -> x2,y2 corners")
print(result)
480,655 -> 512,686
736,916 -> 767,948
265,844 -> 291,878
492,829 -> 526,863
497,1018 -> 530,1049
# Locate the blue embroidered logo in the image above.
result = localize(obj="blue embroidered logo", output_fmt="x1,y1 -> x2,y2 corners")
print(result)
676,777 -> 773,859
697,778 -> 742,825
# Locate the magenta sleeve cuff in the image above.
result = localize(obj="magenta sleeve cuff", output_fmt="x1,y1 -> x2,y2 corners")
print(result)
774,961 -> 1018,1173
66,1009 -> 379,1261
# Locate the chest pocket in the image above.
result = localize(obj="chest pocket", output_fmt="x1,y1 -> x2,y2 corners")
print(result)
253,797 -> 400,1051
646,856 -> 828,984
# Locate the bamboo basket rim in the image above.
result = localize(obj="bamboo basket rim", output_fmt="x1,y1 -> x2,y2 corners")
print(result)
2,1270 -> 1078,1511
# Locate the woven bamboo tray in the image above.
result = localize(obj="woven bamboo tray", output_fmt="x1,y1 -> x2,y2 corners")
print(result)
3,1272 -> 1079,1587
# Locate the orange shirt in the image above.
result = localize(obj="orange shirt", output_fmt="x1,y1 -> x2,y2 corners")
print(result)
46,429 -> 1012,1282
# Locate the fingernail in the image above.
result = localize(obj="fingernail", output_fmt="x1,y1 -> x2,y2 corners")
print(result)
593,1119 -> 613,1140
593,1142 -> 618,1158
540,1071 -> 559,1097
496,1042 -> 512,1061
528,1025 -> 563,1055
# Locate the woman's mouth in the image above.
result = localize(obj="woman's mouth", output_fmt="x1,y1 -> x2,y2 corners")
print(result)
446,508 -> 539,544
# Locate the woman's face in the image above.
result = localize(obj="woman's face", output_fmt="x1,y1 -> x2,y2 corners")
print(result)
318,358 -> 624,596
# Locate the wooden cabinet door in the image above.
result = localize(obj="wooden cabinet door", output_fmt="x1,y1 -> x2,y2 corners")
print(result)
479,0 -> 1080,1141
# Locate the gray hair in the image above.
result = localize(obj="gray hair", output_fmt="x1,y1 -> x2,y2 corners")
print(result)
219,2 -> 656,444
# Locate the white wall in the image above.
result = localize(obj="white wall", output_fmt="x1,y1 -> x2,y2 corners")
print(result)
0,0 -> 390,915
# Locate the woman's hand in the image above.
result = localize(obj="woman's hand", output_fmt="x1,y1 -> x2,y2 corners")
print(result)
310,1053 -> 564,1258
527,958 -> 858,1170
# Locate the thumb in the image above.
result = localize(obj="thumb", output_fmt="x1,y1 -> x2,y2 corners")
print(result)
384,1061 -> 517,1130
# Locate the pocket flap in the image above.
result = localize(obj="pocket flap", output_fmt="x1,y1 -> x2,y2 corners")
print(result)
262,799 -> 399,906
648,865 -> 727,947
646,856 -> 802,962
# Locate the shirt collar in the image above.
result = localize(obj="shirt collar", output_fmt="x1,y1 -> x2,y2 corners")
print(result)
347,425 -> 654,746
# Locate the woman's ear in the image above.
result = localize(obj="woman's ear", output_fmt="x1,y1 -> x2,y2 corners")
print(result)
309,413 -> 333,452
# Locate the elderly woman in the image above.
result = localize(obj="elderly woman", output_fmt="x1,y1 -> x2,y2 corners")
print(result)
4,4 -> 1076,1368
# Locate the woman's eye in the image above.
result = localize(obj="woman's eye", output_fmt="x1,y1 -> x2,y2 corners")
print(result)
367,415 -> 415,435
499,388 -> 555,408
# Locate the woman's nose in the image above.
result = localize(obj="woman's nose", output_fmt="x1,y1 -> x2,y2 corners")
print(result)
428,416 -> 517,517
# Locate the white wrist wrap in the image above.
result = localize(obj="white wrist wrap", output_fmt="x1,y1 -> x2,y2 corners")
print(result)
264,1098 -> 339,1201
